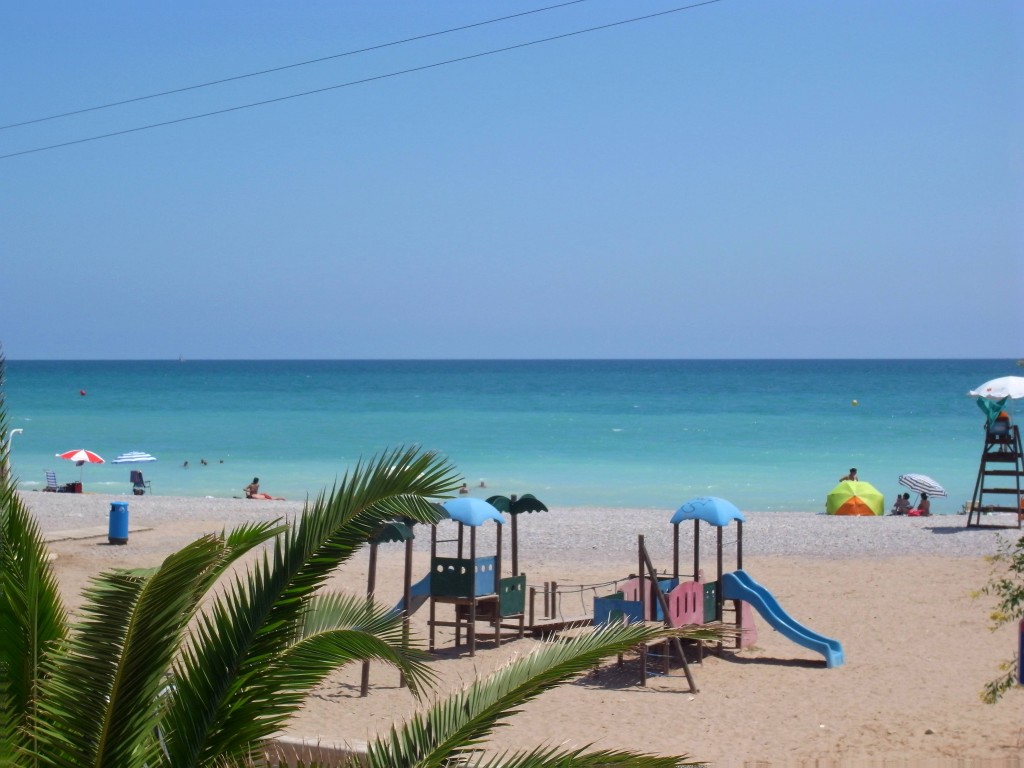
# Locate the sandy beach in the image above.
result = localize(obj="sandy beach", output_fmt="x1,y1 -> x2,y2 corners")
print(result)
20,491 -> 1024,767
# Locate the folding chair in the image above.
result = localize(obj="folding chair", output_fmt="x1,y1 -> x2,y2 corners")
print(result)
130,470 -> 152,496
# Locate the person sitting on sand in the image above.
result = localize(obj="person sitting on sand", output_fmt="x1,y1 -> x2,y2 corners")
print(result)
243,477 -> 285,501
891,492 -> 911,515
916,493 -> 931,516
840,468 -> 858,482
908,492 -> 931,517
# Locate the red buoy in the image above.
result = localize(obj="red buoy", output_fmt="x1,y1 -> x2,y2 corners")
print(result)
79,390 -> 86,396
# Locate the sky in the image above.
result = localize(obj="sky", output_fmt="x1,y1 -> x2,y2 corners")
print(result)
2,0 -> 1021,360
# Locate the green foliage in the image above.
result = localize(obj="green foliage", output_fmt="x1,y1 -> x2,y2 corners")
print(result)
978,534 -> 1024,703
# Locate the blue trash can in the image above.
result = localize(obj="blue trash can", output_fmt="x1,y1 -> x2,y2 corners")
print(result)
109,501 -> 129,545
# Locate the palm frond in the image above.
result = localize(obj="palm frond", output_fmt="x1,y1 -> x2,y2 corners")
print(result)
362,622 -> 697,768
473,745 -> 700,767
0,351 -> 69,761
28,534 -> 237,768
162,447 -> 459,767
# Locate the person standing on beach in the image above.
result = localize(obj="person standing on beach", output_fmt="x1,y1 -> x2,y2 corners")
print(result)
840,468 -> 858,482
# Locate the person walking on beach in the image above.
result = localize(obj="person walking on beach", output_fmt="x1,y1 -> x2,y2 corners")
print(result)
840,468 -> 858,482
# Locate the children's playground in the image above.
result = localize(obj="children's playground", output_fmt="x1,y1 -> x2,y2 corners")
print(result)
362,493 -> 843,696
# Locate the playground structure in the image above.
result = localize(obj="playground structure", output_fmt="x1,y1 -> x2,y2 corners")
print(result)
365,493 -> 843,697
425,497 -> 528,655
592,496 -> 844,690
361,496 -> 532,696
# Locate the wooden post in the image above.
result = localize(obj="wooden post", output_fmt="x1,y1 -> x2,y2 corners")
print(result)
639,538 -> 697,693
511,513 -> 519,577
429,523 -> 437,651
693,519 -> 700,581
469,526 -> 477,655
639,535 -> 647,620
737,520 -> 743,572
673,522 -> 679,580
495,522 -> 503,592
360,541 -> 378,697
399,535 -> 413,689
716,525 -> 724,621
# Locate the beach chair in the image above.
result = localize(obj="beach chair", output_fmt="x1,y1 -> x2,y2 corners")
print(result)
130,470 -> 152,496
44,470 -> 60,492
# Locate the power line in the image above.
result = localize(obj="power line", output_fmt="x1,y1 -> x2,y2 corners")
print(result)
0,0 -> 591,132
0,0 -> 723,161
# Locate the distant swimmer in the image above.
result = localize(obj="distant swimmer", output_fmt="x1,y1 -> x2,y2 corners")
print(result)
200,459 -> 208,466
183,460 -> 189,468
459,483 -> 469,495
840,467 -> 858,482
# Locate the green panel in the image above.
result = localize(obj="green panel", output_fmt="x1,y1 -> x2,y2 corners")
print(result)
431,556 -> 474,598
703,582 -> 717,623
499,575 -> 526,616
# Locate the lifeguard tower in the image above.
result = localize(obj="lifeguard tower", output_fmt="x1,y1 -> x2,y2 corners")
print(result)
966,376 -> 1024,529
967,412 -> 1024,528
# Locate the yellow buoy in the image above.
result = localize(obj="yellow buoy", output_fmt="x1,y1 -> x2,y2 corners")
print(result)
851,399 -> 859,406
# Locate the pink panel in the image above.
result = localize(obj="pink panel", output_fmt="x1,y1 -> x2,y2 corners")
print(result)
667,581 -> 703,626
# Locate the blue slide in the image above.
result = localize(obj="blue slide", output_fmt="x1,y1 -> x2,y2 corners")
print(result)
392,573 -> 432,616
720,569 -> 844,668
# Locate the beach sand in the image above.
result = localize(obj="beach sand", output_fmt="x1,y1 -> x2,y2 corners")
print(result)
20,491 -> 1024,767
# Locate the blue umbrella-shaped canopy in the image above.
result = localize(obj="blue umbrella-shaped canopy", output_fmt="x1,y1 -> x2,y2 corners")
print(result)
671,496 -> 746,527
442,497 -> 504,527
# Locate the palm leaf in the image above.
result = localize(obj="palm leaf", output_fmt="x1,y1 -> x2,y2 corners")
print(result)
161,447 -> 459,767
474,746 -> 699,767
361,623 -> 706,768
27,522 -> 275,768
28,538 -> 218,768
0,352 -> 69,763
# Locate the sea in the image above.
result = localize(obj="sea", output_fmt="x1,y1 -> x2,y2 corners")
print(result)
3,359 -> 1017,514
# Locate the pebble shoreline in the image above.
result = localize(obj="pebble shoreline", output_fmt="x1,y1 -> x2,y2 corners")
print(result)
18,491 -> 1017,562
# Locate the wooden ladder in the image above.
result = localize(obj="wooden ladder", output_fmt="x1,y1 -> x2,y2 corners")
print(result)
967,424 -> 1024,529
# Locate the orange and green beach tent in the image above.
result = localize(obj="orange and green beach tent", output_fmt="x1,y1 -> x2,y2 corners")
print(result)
826,480 -> 885,516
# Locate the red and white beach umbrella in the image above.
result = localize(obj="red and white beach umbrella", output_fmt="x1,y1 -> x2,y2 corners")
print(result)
56,449 -> 105,465
55,448 -> 105,483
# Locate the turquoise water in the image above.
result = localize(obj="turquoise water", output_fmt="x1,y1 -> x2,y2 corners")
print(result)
3,360 -> 1015,513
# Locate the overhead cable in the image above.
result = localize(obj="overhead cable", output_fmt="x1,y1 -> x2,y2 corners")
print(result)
0,0 -> 591,131
0,0 -> 723,161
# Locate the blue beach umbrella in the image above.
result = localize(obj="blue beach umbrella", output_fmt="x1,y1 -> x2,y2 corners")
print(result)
111,451 -> 157,464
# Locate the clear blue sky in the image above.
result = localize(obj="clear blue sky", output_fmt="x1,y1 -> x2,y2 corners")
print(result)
3,0 -> 1021,359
